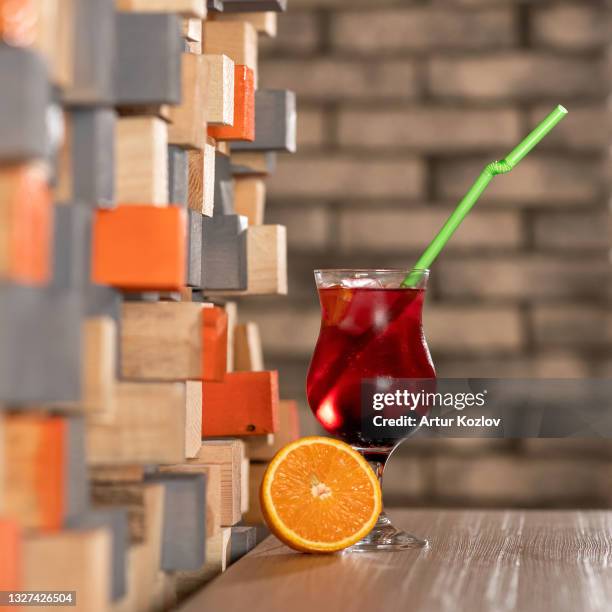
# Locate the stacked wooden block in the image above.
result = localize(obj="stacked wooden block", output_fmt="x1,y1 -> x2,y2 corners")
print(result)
0,0 -> 297,610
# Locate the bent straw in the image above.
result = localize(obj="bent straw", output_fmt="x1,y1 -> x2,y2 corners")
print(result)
402,104 -> 568,288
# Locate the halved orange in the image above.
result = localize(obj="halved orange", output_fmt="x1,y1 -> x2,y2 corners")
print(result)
260,436 -> 382,553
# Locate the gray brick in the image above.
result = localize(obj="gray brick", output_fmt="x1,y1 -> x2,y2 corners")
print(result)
267,155 -> 425,199
332,7 -> 516,53
338,107 -> 521,152
429,54 -> 604,101
266,204 -> 330,251
532,306 -> 612,349
260,58 -> 419,101
297,107 -> 326,149
260,11 -> 319,55
533,210 -> 610,250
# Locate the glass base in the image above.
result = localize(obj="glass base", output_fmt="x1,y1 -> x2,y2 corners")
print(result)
345,511 -> 428,553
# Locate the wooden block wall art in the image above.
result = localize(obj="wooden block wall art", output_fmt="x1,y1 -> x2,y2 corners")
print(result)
87,382 -> 186,465
229,525 -> 257,564
206,224 -> 287,295
202,306 -> 228,381
145,473 -> 206,571
116,12 -> 182,106
117,0 -> 206,18
0,163 -> 52,285
0,45 -> 49,160
222,0 -> 287,12
4,414 -> 88,531
0,0 -> 38,46
168,53 -> 208,150
185,380 -> 203,458
168,145 -> 189,207
214,11 -> 277,37
66,508 -> 129,602
159,463 -> 221,538
116,117 -> 168,206
201,214 -> 248,291
202,370 -> 279,436
176,527 -> 230,598
92,205 -> 186,291
230,151 -> 276,176
57,108 -> 116,208
203,54 -> 234,126
188,439 -> 244,526
243,461 -> 266,524
208,65 -> 254,142
186,209 -> 203,287
0,518 -> 21,601
82,317 -> 117,422
63,0 -> 115,106
224,301 -> 237,372
246,399 -> 300,460
233,176 -> 265,225
188,144 -> 215,217
213,152 -> 235,215
233,89 -> 297,153
23,529 -> 112,612
234,322 -> 264,371
121,301 -> 203,381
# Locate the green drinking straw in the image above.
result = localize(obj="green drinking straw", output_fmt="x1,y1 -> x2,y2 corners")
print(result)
402,104 -> 568,288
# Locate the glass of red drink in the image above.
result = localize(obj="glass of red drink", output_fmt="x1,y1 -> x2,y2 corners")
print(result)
307,269 -> 435,551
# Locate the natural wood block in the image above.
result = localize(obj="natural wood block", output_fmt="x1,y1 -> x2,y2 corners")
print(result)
203,21 -> 257,87
0,518 -> 21,597
90,465 -> 146,485
202,371 -> 279,437
159,464 -> 221,538
203,55 -> 234,126
4,415 -> 88,531
87,382 -> 186,465
188,144 -> 215,216
243,461 -> 266,524
224,301 -> 238,372
118,103 -> 172,122
234,322 -> 264,371
92,205 -> 186,291
23,529 -> 112,612
121,301 -> 203,381
215,138 -> 230,156
222,0 -> 287,12
185,381 -> 203,459
188,440 -> 244,526
116,117 -> 168,206
82,317 -> 117,422
203,307 -> 228,381
230,151 -> 276,176
214,11 -> 277,37
234,177 -> 265,225
0,163 -> 51,285
168,53 -> 208,150
117,0 -> 206,18
240,457 -> 249,514
176,527 -> 231,599
182,17 -> 202,41
246,400 -> 300,460
207,224 -> 287,296
208,65 -> 254,141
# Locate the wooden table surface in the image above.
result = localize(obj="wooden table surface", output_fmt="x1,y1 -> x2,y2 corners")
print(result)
179,510 -> 612,612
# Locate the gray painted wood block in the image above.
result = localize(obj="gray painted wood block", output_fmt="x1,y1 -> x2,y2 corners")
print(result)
222,0 -> 287,12
64,417 -> 91,525
67,508 -> 129,601
0,287 -> 81,403
116,13 -> 182,106
168,146 -> 189,207
187,209 -> 203,287
229,525 -> 257,564
232,90 -> 296,153
70,109 -> 116,207
201,214 -> 247,291
0,44 -> 50,161
64,0 -> 116,106
145,473 -> 206,571
230,152 -> 276,176
213,153 -> 234,216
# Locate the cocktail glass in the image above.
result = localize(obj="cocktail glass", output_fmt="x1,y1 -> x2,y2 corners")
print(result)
306,269 -> 435,552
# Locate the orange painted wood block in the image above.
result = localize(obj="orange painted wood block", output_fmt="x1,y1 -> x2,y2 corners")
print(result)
0,518 -> 21,609
208,65 -> 254,142
0,0 -> 37,46
0,163 -> 52,285
202,307 -> 228,382
4,415 -> 65,531
202,371 -> 279,436
92,205 -> 186,291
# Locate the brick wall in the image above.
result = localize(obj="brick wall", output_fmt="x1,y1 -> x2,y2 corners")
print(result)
242,0 -> 612,507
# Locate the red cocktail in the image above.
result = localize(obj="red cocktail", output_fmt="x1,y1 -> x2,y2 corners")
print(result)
306,269 -> 434,551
